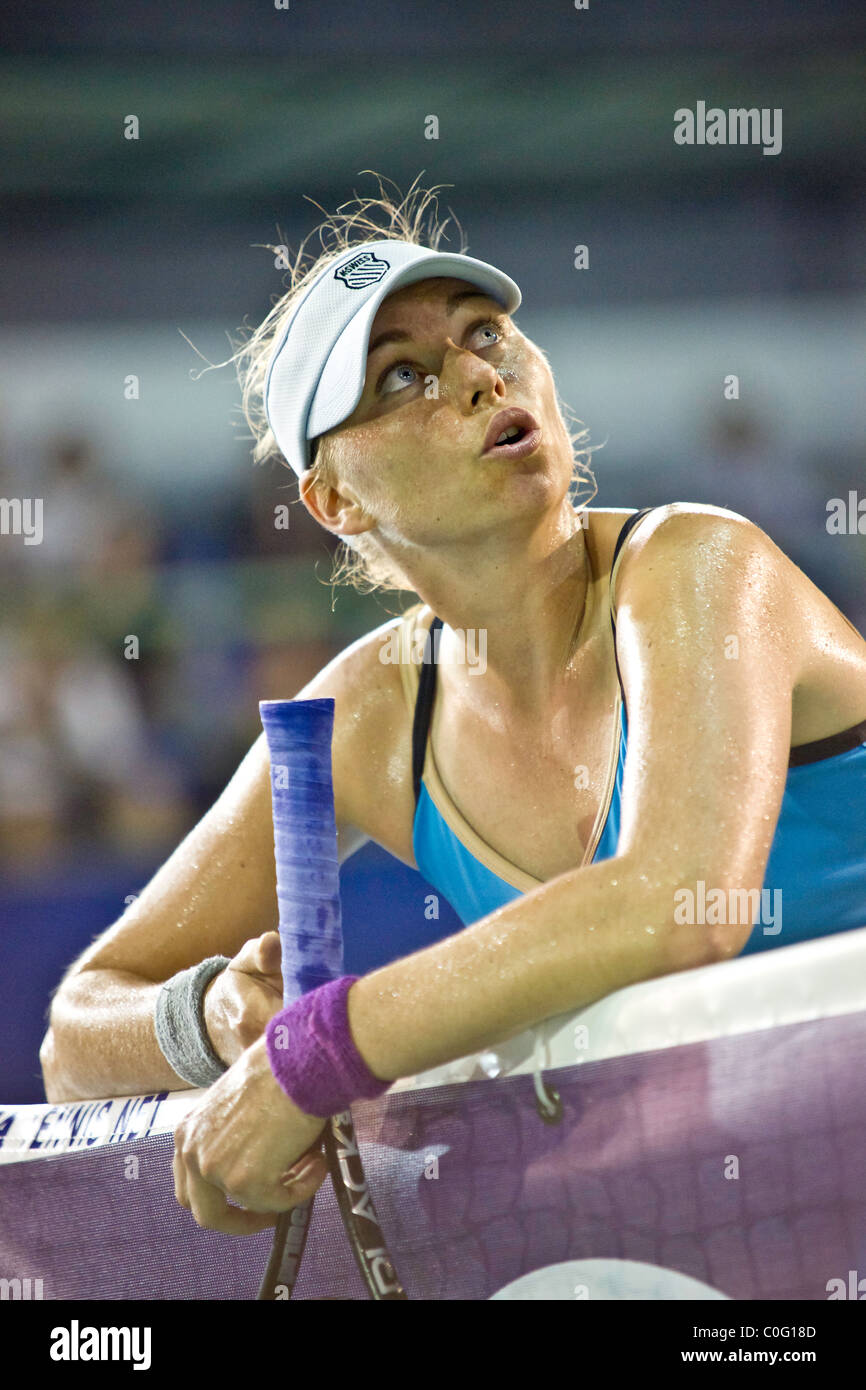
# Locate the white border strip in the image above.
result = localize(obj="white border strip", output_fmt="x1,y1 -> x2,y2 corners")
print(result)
391,923 -> 866,1091
3,925 -> 865,1164
0,1089 -> 205,1165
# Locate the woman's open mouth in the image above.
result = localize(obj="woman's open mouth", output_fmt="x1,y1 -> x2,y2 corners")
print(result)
481,408 -> 542,460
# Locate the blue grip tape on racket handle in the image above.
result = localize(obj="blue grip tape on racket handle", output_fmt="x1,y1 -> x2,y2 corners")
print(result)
259,698 -> 344,1005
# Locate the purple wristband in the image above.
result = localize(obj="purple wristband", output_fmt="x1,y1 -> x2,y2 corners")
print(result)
265,975 -> 390,1117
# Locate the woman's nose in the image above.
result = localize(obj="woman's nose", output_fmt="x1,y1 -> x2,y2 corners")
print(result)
440,337 -> 503,397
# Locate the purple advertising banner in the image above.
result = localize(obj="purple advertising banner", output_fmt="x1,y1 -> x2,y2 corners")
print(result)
2,1007 -> 865,1301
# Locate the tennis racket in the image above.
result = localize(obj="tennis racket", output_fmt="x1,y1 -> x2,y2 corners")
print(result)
257,697 -> 407,1300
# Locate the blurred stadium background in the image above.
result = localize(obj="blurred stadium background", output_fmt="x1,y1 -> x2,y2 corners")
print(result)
1,0 -> 864,1099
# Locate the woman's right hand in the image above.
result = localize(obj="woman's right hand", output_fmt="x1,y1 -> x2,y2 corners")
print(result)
203,931 -> 286,1068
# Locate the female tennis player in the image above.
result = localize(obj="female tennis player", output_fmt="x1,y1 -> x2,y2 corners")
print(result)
40,177 -> 866,1236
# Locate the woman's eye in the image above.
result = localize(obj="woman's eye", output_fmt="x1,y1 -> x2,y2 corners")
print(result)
474,323 -> 502,347
380,363 -> 420,396
377,321 -> 504,396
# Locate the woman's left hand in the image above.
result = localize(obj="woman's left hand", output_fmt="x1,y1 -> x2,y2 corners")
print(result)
172,1036 -> 330,1234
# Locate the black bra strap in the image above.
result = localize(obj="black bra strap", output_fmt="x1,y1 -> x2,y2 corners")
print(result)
789,717 -> 866,765
609,508 -> 656,714
412,615 -> 444,808
610,508 -> 656,580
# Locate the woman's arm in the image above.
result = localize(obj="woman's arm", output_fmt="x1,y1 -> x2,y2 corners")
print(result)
346,507 -> 804,1082
39,625 -> 398,1102
40,731 -> 283,1102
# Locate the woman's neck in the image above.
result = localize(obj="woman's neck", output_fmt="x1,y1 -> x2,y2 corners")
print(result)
407,508 -> 596,717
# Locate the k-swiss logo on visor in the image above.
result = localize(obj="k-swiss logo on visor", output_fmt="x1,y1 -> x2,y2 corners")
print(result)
334,252 -> 391,289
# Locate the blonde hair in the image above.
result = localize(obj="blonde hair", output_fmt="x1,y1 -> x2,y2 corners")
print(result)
195,171 -> 597,596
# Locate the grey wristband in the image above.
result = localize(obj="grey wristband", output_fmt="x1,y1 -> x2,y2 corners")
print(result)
154,956 -> 231,1088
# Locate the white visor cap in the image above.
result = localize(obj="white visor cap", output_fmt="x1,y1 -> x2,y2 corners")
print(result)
264,238 -> 522,478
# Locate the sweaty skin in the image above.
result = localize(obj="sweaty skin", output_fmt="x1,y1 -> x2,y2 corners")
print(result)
41,277 -> 866,1233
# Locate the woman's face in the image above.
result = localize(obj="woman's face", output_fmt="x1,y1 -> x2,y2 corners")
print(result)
307,275 -> 574,552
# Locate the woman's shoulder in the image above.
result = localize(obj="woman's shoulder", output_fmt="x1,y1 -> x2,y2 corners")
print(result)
603,503 -> 772,567
602,501 -> 866,696
591,501 -> 831,658
598,501 -> 866,751
587,502 -> 759,606
591,500 -> 760,546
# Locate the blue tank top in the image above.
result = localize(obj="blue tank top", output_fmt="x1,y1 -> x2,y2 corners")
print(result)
402,507 -> 866,957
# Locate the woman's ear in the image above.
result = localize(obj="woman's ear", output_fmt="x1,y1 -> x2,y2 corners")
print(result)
298,463 -> 375,539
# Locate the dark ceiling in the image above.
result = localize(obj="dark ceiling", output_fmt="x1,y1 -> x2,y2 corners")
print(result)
1,0 -> 864,321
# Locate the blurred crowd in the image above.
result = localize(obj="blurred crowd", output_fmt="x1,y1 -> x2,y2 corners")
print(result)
0,431 -> 346,874
0,412 -> 863,877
